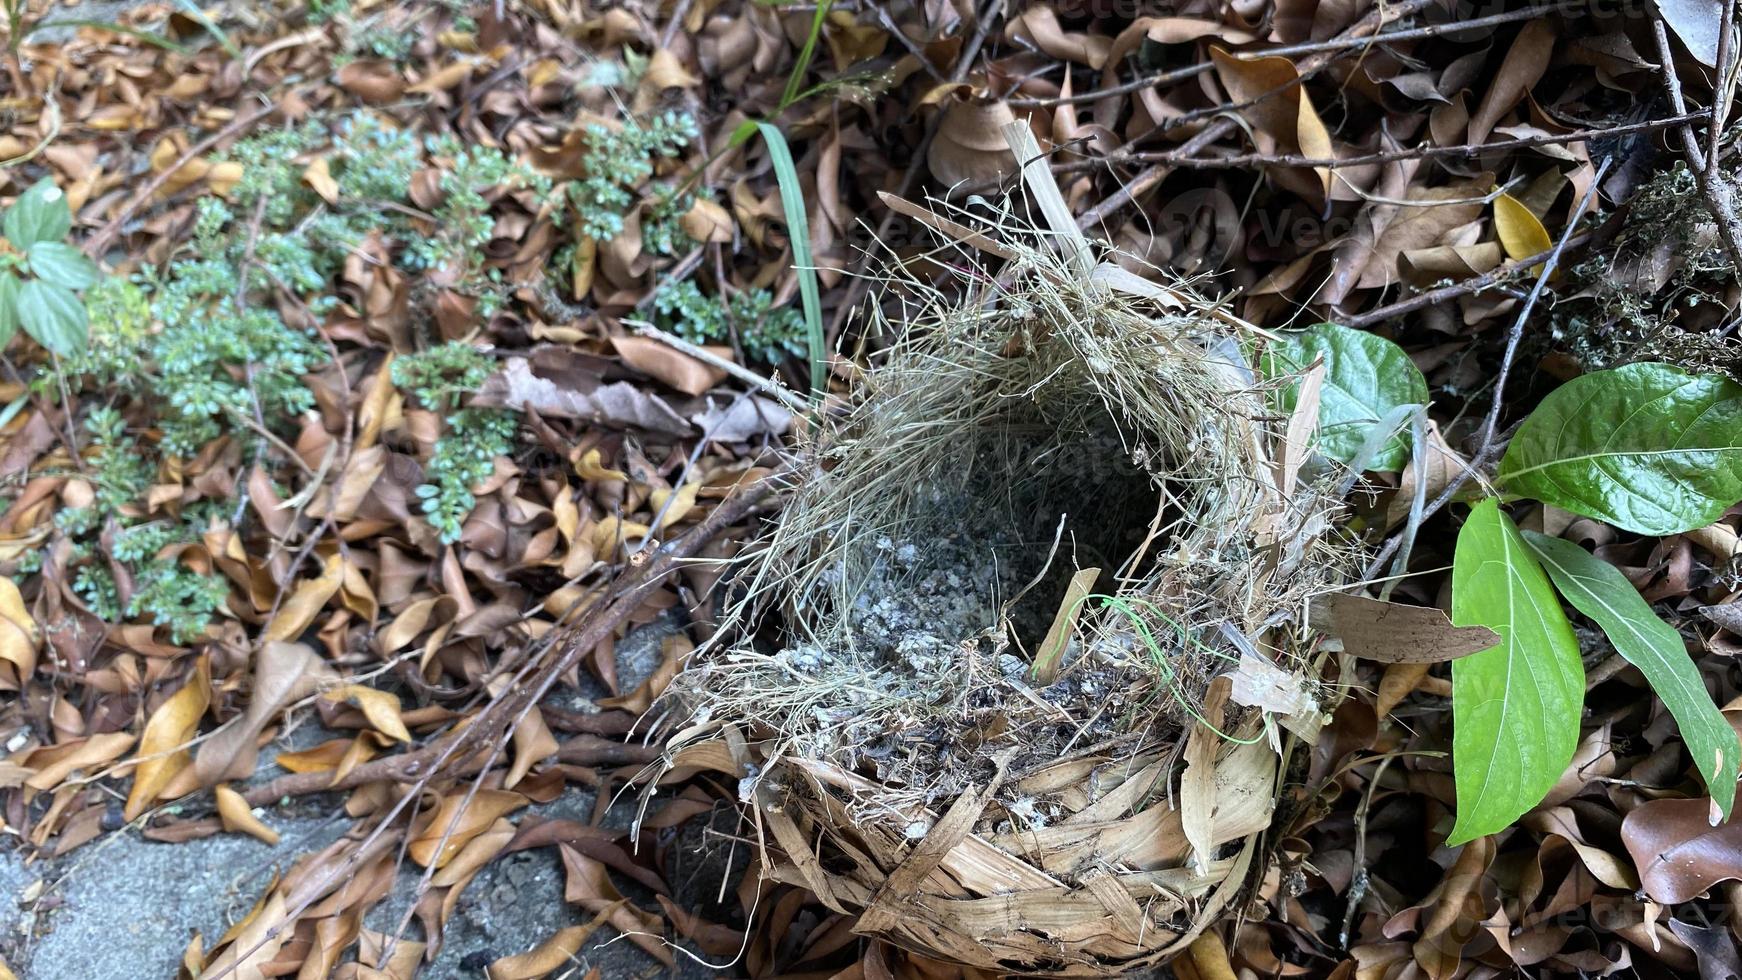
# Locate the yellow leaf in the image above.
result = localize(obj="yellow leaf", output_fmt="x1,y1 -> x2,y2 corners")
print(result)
123,659 -> 212,820
323,684 -> 412,742
207,161 -> 244,197
408,59 -> 479,94
215,783 -> 280,845
0,576 -> 37,687
272,738 -> 351,774
649,483 -> 697,530
1494,191 -> 1552,267
262,553 -> 343,642
571,447 -> 626,483
302,157 -> 339,204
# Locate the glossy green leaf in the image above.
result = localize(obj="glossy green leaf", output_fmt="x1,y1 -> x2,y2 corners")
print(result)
1449,498 -> 1584,845
1524,530 -> 1740,821
0,271 -> 19,345
17,279 -> 88,356
26,241 -> 98,290
1497,363 -> 1742,536
1260,322 -> 1427,471
2,178 -> 72,248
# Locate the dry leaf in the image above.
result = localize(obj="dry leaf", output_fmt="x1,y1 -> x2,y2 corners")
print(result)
216,783 -> 280,845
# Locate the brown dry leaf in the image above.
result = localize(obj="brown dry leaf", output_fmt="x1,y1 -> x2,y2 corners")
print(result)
507,706 -> 559,788
194,641 -> 336,786
1375,662 -> 1433,719
23,731 -> 136,791
1467,20 -> 1555,145
0,575 -> 39,688
1181,676 -> 1231,874
1388,419 -> 1470,527
303,157 -> 339,204
215,783 -> 280,845
1005,7 -> 1111,68
124,658 -> 212,820
486,906 -> 619,980
1209,48 -> 1334,202
1623,794 -> 1742,902
678,197 -> 734,243
336,59 -> 407,103
610,336 -> 726,397
927,99 -> 1019,188
1311,594 -> 1499,663
322,684 -> 412,742
558,844 -> 674,965
263,553 -> 344,643
409,789 -> 528,867
480,356 -> 689,436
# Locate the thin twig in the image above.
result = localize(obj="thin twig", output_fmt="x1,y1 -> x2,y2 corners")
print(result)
1654,18 -> 1742,272
625,319 -> 810,413
1340,233 -> 1593,329
1065,113 -> 1704,175
1013,2 -> 1539,109
1709,0 -> 1737,176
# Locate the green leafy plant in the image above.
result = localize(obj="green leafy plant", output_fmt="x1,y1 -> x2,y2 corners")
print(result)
1260,322 -> 1428,471
393,343 -> 517,543
566,111 -> 698,243
1272,330 -> 1742,844
652,279 -> 808,365
0,178 -> 101,355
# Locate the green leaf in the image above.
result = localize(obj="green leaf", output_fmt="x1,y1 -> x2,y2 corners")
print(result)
1524,530 -> 1740,821
26,241 -> 98,290
2,178 -> 72,248
754,123 -> 824,398
1497,363 -> 1742,536
1260,322 -> 1427,471
17,279 -> 88,355
1448,498 -> 1584,844
0,271 -> 19,346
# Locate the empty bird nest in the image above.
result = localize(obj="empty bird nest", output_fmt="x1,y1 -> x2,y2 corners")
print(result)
651,127 -> 1353,976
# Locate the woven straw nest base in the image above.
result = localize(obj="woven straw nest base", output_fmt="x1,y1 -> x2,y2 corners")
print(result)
662,726 -> 1283,977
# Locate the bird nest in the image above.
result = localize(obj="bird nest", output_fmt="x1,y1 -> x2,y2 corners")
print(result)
654,127 -> 1351,976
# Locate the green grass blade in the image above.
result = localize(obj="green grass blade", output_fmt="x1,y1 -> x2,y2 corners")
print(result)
172,0 -> 239,59
27,18 -> 192,52
780,0 -> 832,109
754,122 -> 824,398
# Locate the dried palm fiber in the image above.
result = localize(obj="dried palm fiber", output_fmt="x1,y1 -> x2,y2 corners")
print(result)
649,125 -> 1350,976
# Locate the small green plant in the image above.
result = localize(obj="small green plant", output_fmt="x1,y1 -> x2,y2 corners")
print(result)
1271,325 -> 1742,843
567,111 -> 699,243
393,343 -> 517,543
652,279 -> 808,365
0,178 -> 100,355
60,408 -> 231,644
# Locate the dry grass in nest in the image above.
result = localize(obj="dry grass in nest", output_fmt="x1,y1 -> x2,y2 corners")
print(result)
652,126 -> 1353,976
